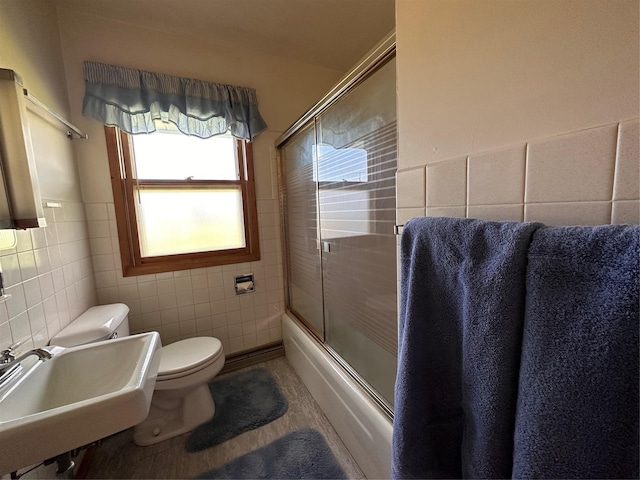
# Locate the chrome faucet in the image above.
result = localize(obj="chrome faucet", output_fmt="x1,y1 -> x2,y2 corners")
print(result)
0,342 -> 53,377
9,347 -> 52,363
0,341 -> 21,366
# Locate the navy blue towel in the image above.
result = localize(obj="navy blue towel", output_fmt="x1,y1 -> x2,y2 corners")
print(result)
513,225 -> 640,479
392,217 -> 542,479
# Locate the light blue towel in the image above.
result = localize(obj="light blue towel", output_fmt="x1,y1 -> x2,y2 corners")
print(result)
392,217 -> 542,479
513,225 -> 640,479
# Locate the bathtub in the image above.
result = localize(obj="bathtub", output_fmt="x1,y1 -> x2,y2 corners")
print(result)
282,312 -> 393,479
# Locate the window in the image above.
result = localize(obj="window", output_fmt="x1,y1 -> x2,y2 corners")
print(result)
105,124 -> 260,276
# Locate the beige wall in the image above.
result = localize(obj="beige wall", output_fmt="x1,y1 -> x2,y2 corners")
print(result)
396,0 -> 639,169
0,0 -> 96,353
396,0 -> 639,227
54,7 -> 344,353
0,1 -> 69,114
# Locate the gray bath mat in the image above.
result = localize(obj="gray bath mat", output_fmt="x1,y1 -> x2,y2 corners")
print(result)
185,368 -> 288,452
195,428 -> 347,479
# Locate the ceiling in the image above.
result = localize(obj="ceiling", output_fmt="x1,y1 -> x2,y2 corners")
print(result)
54,0 -> 395,72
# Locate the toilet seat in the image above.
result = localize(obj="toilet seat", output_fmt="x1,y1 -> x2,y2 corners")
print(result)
157,337 -> 223,381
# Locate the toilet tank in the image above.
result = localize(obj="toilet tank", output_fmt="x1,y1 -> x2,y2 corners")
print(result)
50,303 -> 130,348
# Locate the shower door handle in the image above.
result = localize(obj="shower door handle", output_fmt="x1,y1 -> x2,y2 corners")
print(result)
316,240 -> 331,253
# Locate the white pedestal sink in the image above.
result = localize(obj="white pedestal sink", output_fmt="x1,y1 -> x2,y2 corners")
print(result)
0,332 -> 161,475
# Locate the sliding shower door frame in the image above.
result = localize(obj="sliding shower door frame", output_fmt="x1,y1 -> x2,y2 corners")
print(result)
276,32 -> 397,419
276,32 -> 395,147
278,119 -> 325,342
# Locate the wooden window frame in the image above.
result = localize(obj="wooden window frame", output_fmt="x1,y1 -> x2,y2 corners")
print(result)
104,126 -> 260,276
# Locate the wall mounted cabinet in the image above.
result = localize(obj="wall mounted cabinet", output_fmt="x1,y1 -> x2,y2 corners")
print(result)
0,68 -> 46,229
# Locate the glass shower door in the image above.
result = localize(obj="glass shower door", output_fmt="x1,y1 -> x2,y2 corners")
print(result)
281,122 -> 324,337
317,57 -> 398,406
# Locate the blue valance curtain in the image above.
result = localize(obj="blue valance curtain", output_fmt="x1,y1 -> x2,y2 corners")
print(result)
82,61 -> 267,141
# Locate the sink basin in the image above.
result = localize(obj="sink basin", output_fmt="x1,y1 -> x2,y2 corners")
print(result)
0,332 -> 161,475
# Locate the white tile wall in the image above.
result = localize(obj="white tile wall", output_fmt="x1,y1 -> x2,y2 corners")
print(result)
86,198 -> 284,355
468,145 -> 526,205
426,157 -> 467,207
612,200 -> 640,225
468,204 -> 524,222
425,206 -> 466,218
396,167 -> 426,208
613,120 -> 640,201
525,124 -> 617,203
524,202 -> 612,226
396,119 -> 640,227
0,202 -> 97,354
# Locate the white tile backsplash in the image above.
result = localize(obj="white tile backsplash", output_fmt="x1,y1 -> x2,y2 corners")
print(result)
2,254 -> 22,286
0,317 -> 12,346
396,167 -> 426,208
525,124 -> 617,203
612,200 -> 640,224
28,304 -> 46,335
15,230 -> 33,253
0,202 -> 97,353
468,145 -> 526,205
613,120 -> 640,201
92,253 -> 115,272
64,203 -> 87,222
176,291 -> 194,307
426,157 -> 468,207
9,312 -> 31,346
85,203 -> 108,221
425,206 -> 466,218
34,248 -> 51,275
467,204 -> 524,222
90,237 -> 113,255
138,281 -> 158,298
30,228 -> 47,250
524,202 -> 612,226
39,273 -> 55,299
48,246 -> 62,269
6,285 -> 27,319
88,220 -> 111,238
23,278 -> 43,308
417,120 -> 639,227
17,251 -> 37,279
396,207 -> 425,225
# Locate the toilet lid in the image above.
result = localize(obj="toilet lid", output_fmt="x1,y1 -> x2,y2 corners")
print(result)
50,304 -> 129,347
158,337 -> 223,377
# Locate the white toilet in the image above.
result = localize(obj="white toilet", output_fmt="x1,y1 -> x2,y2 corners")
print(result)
50,303 -> 225,446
